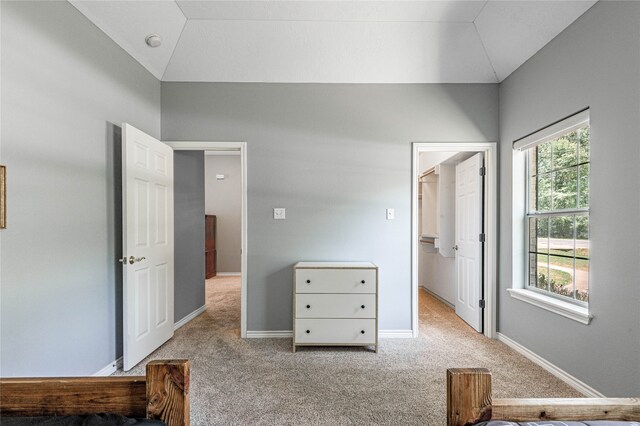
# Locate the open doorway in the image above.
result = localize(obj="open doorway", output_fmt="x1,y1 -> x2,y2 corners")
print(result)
167,141 -> 248,338
411,143 -> 497,339
204,151 -> 242,335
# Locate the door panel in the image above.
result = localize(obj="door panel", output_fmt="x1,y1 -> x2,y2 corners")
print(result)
155,184 -> 168,245
134,179 -> 149,247
123,123 -> 174,371
455,153 -> 484,332
134,267 -> 150,339
156,263 -> 169,327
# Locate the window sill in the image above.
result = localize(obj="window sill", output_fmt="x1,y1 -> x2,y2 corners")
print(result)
507,288 -> 592,325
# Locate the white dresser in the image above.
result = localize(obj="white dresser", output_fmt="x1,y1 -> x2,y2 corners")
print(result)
293,262 -> 378,353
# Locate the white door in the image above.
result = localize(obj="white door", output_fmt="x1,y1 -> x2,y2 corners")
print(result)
122,123 -> 174,371
454,153 -> 484,332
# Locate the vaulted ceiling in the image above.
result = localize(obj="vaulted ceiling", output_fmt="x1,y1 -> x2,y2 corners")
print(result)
69,0 -> 597,83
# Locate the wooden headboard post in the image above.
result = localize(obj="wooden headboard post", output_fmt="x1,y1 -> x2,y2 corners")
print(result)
146,359 -> 190,426
0,359 -> 190,426
447,367 -> 640,425
447,368 -> 492,426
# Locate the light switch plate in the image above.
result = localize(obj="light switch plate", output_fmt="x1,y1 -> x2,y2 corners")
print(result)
386,208 -> 395,220
274,208 -> 286,220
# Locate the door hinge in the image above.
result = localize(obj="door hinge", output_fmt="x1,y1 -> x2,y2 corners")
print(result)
479,299 -> 486,309
479,166 -> 486,176
479,233 -> 486,243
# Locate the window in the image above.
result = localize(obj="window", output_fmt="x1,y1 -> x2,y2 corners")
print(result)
516,110 -> 590,305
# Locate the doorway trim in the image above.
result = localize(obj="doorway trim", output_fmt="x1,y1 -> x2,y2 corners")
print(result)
165,141 -> 248,338
411,142 -> 497,339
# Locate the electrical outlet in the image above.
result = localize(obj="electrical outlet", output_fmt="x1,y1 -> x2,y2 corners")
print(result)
273,208 -> 286,220
386,208 -> 395,220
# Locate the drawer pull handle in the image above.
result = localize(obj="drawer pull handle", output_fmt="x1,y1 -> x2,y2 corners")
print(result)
360,330 -> 365,334
361,305 -> 365,309
306,280 -> 311,284
361,280 -> 366,284
306,305 -> 311,309
306,330 -> 310,334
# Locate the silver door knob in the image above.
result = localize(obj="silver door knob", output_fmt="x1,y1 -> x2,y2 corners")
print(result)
452,245 -> 458,251
128,255 -> 146,264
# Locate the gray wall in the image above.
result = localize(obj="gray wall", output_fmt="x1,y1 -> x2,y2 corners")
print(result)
498,1 -> 640,395
0,1 -> 160,376
174,152 -> 206,322
162,83 -> 499,332
205,155 -> 242,273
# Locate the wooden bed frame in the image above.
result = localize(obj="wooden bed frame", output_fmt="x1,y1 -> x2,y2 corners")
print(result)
0,359 -> 189,426
447,368 -> 640,425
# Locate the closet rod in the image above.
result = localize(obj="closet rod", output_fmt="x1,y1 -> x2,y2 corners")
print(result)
419,167 -> 436,181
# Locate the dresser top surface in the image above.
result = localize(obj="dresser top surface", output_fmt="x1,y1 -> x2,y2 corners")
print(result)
295,261 -> 377,269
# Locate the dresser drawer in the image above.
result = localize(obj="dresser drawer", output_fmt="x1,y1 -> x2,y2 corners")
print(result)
295,319 -> 376,344
296,294 -> 376,319
295,268 -> 376,294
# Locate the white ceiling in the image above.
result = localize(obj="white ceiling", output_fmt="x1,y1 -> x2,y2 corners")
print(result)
69,0 -> 597,83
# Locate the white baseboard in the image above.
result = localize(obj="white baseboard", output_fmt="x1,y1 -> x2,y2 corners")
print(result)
174,305 -> 207,331
497,332 -> 604,397
216,272 -> 241,276
420,286 -> 455,309
93,357 -> 122,376
379,330 -> 414,338
246,330 -> 414,339
95,304 -> 206,377
247,330 -> 293,338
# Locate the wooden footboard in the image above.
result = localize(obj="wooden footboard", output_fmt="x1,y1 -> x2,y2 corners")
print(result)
0,359 -> 189,426
447,368 -> 640,425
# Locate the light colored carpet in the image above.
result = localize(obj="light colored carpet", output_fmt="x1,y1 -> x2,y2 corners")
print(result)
116,276 -> 581,425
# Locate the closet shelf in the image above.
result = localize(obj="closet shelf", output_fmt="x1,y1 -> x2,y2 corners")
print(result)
420,163 -> 455,258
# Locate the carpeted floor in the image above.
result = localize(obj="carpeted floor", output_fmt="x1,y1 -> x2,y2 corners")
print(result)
116,276 -> 581,425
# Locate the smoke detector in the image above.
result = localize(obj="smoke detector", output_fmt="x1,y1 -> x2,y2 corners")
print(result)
145,34 -> 162,48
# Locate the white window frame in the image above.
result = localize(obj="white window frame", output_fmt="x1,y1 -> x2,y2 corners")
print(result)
508,109 -> 593,325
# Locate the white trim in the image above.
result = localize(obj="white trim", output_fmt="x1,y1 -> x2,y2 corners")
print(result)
93,357 -> 122,376
165,141 -> 245,150
167,141 -> 248,338
93,361 -> 117,376
513,109 -> 589,151
420,286 -> 455,309
246,330 -> 293,338
174,305 -> 207,331
497,332 -> 604,397
215,272 -> 241,277
379,330 -> 413,338
411,142 -> 498,339
205,151 -> 240,156
507,288 -> 592,324
240,143 -> 248,339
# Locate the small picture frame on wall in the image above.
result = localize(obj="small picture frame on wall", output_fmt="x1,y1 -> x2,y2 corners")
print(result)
0,165 -> 6,229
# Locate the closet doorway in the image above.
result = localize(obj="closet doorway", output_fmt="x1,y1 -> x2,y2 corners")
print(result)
411,143 -> 497,339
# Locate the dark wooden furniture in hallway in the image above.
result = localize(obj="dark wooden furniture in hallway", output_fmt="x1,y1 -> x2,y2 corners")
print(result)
205,215 -> 217,278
